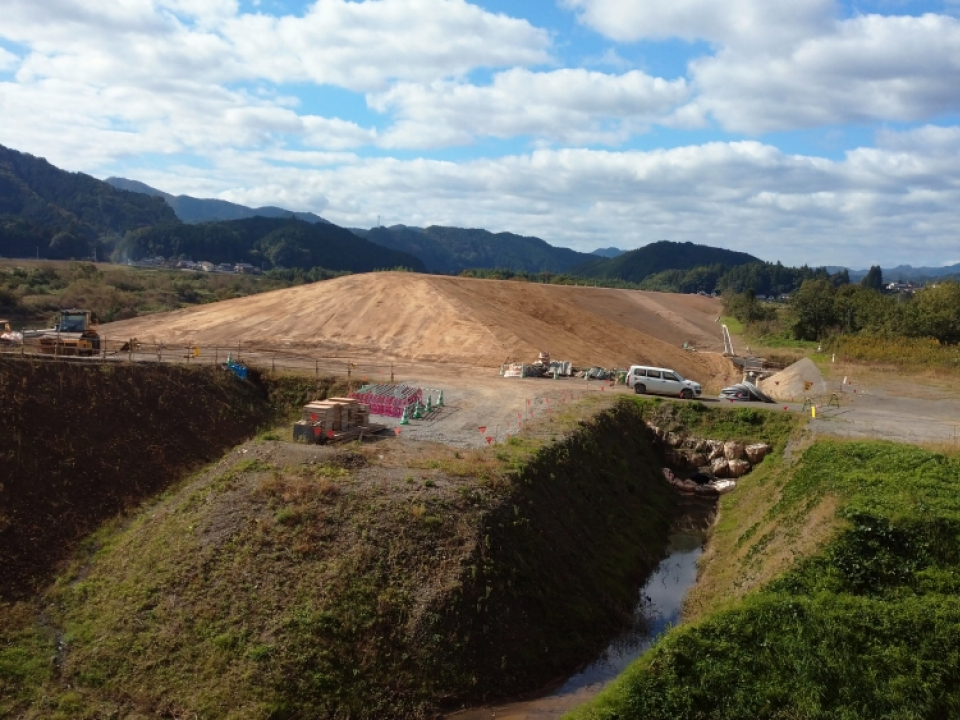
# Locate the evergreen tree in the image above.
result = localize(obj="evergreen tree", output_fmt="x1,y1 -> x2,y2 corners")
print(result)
861,265 -> 884,290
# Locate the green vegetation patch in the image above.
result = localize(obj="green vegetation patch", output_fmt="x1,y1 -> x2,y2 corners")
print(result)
625,395 -> 804,450
567,439 -> 960,720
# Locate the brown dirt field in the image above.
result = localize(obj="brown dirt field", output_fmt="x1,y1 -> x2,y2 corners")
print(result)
102,273 -> 730,383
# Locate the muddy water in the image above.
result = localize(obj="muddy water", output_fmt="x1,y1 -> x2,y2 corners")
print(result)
449,497 -> 714,720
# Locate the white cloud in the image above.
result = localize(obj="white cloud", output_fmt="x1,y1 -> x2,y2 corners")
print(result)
104,130 -> 958,267
563,2 -> 960,133
225,0 -> 552,92
4,0 -> 550,91
371,68 -> 689,147
690,13 -> 960,133
562,0 -> 835,47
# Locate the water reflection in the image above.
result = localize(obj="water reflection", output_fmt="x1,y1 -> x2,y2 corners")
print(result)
450,498 -> 713,720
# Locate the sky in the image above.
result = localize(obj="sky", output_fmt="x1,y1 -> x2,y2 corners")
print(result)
1,0 -> 960,267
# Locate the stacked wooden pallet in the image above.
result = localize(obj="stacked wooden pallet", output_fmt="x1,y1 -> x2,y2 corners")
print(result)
295,397 -> 380,444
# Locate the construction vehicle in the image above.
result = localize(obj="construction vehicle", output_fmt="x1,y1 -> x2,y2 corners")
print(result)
38,309 -> 101,356
0,319 -> 21,346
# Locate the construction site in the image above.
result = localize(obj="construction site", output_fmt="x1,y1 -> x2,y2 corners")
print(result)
4,271 -> 960,720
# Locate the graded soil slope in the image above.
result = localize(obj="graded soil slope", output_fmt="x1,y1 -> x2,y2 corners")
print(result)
104,273 -> 728,381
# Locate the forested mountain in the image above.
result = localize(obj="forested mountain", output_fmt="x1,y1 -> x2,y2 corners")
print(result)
106,177 -> 329,225
117,216 -> 425,273
574,240 -> 759,283
350,224 -> 594,274
0,145 -> 178,260
640,261 -> 843,296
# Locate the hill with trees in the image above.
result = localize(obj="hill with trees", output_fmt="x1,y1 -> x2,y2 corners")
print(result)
115,216 -> 425,274
574,240 -> 760,283
105,177 -> 330,225
0,145 -> 178,261
350,225 -> 594,274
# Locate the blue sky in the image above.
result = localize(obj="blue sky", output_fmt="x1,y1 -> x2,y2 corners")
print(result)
1,0 -> 960,267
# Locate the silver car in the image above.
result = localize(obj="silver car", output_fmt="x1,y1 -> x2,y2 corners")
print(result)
626,365 -> 702,399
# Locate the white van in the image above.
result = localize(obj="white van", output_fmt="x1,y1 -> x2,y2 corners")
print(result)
626,366 -> 702,399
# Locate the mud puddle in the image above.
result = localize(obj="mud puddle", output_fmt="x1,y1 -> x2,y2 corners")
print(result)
449,497 -> 714,720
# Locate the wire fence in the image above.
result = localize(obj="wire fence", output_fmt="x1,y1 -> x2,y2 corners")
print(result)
0,336 -> 401,383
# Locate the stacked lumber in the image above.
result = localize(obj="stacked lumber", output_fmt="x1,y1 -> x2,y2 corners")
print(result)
295,397 -> 379,444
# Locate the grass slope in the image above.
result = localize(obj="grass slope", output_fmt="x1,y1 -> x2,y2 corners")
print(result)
0,396 -> 683,719
567,438 -> 960,720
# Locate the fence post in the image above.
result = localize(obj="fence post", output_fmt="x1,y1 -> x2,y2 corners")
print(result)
215,347 -> 218,365
128,339 -> 132,362
315,358 -> 318,377
272,354 -> 276,372
157,343 -> 161,362
391,363 -> 394,382
102,336 -> 106,360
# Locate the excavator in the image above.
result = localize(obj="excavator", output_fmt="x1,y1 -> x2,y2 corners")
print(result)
38,309 -> 101,356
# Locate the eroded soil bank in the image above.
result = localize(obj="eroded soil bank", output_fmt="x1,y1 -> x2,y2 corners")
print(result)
0,357 -> 343,599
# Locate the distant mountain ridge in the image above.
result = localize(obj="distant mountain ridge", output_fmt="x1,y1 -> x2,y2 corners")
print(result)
830,264 -> 960,282
117,216 -> 425,274
105,177 -> 330,225
590,247 -> 625,258
349,224 -> 595,274
0,144 -> 178,259
574,240 -> 760,283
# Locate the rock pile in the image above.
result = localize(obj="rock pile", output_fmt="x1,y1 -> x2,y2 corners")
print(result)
645,421 -> 772,483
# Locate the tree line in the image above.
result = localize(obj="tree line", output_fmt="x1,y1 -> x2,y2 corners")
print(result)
725,275 -> 960,345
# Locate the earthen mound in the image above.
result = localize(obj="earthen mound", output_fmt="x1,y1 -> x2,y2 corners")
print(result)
104,272 -> 733,383
761,357 -> 827,401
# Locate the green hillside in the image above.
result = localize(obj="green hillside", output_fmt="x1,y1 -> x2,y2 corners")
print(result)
0,145 -> 178,260
116,216 -> 426,273
574,240 -> 759,283
352,225 -> 594,274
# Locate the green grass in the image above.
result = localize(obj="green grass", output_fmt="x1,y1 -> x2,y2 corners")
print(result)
720,315 -> 744,335
626,396 -> 804,450
566,439 -> 960,720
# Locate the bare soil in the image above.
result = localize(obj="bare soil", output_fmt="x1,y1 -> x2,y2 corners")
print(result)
103,273 -> 727,376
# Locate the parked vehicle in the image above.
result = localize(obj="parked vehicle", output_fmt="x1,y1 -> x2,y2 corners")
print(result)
719,382 -> 775,403
626,365 -> 702,399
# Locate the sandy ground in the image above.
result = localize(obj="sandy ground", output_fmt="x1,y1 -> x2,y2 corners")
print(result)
103,273 -> 727,379
100,270 -> 960,449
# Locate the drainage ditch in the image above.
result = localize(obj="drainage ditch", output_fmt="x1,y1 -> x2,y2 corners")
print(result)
450,495 -> 716,720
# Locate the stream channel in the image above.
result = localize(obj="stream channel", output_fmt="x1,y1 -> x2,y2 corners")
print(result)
449,496 -> 716,720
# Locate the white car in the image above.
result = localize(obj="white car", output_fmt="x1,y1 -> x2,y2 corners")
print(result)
626,365 -> 702,399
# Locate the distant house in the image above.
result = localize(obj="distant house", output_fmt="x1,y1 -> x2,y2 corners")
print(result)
199,261 -> 215,272
234,262 -> 260,274
756,294 -> 767,300
217,263 -> 234,273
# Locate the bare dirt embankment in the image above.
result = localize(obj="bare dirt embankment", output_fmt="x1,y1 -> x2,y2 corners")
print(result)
103,273 -> 728,379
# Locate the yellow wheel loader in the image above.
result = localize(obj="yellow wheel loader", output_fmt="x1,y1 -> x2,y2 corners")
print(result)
38,309 -> 101,356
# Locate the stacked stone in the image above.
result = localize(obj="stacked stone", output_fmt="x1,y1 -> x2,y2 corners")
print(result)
645,421 -> 772,479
